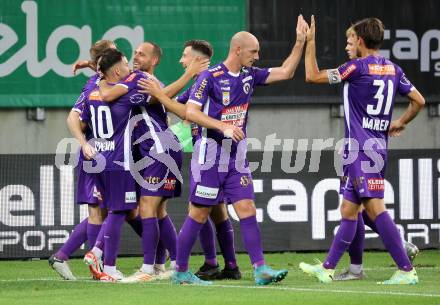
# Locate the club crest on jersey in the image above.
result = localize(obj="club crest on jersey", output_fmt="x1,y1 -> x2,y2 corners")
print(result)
130,93 -> 145,104
240,175 -> 252,187
243,82 -> 251,94
222,91 -> 230,106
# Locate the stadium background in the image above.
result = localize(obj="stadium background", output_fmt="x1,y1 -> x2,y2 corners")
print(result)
0,0 -> 439,259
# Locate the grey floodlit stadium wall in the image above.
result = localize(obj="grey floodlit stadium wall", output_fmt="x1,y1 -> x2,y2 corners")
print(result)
248,0 -> 440,105
0,151 -> 439,259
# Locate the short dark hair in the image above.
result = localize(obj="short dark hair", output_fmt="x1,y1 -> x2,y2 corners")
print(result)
353,18 -> 384,50
184,40 -> 213,58
98,49 -> 124,74
90,40 -> 115,65
145,41 -> 163,64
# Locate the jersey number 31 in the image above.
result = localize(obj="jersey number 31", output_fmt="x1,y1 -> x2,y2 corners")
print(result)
367,79 -> 394,116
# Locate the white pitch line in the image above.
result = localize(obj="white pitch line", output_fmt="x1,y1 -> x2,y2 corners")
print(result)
206,284 -> 440,298
0,278 -> 439,298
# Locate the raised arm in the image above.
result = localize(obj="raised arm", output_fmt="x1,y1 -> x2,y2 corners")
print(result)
304,15 -> 333,84
264,15 -> 309,84
389,89 -> 425,137
72,59 -> 95,75
160,57 -> 210,98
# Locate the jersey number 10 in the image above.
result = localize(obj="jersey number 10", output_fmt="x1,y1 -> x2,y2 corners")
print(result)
90,105 -> 114,139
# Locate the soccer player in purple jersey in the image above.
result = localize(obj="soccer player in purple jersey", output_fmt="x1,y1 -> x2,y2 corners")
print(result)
80,41 -> 208,281
93,48 -> 208,283
159,15 -> 309,285
140,40 -> 242,280
334,27 -> 419,281
299,17 -> 425,284
80,49 -> 161,282
48,40 -> 115,280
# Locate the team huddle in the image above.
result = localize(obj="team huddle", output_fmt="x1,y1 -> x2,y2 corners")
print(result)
49,15 -> 425,285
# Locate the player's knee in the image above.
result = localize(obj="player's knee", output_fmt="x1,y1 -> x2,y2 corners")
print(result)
362,198 -> 386,218
234,200 -> 256,219
88,206 -> 104,224
340,202 -> 359,220
189,202 -> 211,223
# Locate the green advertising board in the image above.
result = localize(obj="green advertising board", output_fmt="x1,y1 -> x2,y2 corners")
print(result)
0,0 -> 245,107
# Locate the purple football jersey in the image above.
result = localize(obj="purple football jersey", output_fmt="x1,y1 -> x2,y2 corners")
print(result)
125,73 -> 169,154
336,55 -> 414,152
187,63 -> 270,161
72,73 -> 100,113
176,83 -> 201,142
80,71 -> 152,171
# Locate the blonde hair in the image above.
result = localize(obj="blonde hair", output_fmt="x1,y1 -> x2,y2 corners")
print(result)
346,26 -> 356,37
89,40 -> 115,65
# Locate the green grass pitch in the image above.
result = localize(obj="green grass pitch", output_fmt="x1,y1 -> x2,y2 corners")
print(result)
0,250 -> 439,305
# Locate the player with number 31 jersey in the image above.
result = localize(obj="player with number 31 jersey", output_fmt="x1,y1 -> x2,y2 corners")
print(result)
300,16 -> 425,285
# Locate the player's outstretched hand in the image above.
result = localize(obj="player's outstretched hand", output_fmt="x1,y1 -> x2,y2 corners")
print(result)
187,57 -> 210,78
296,14 -> 309,43
306,15 -> 316,42
72,60 -> 92,75
221,123 -> 245,142
389,119 -> 406,137
137,78 -> 163,97
81,142 -> 97,160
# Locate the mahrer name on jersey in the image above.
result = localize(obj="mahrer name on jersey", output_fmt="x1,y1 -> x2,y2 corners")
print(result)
362,117 -> 389,131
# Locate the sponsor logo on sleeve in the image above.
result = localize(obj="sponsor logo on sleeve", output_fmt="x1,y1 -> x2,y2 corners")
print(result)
213,71 -> 224,77
88,90 -> 102,101
195,185 -> 219,199
340,64 -> 357,80
124,73 -> 137,83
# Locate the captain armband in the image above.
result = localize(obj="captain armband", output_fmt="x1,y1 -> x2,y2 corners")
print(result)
327,69 -> 342,85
